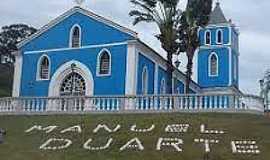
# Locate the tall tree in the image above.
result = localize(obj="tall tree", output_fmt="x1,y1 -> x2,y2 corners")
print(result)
0,24 -> 37,62
0,24 -> 37,97
179,0 -> 212,93
129,0 -> 182,93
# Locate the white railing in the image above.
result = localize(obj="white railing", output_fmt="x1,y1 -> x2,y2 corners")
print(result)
0,94 -> 265,115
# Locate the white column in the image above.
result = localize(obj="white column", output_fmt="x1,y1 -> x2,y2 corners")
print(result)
125,41 -> 137,96
229,47 -> 232,86
125,42 -> 138,110
12,51 -> 23,97
154,63 -> 159,94
193,49 -> 199,83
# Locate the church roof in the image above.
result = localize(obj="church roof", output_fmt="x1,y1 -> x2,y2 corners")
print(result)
208,2 -> 228,25
17,6 -> 138,48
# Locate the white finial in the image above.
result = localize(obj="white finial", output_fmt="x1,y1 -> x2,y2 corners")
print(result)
74,0 -> 85,6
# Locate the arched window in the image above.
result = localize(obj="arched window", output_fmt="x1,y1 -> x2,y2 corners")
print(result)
70,25 -> 81,48
216,29 -> 223,44
142,67 -> 148,95
160,78 -> 166,94
205,30 -> 211,45
176,87 -> 181,94
97,49 -> 111,76
37,55 -> 50,80
209,53 -> 218,76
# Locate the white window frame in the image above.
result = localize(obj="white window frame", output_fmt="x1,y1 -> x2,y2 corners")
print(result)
36,54 -> 51,81
69,24 -> 82,48
205,30 -> 211,45
96,48 -> 112,77
160,78 -> 166,94
216,29 -> 223,44
141,66 -> 148,95
208,52 -> 219,77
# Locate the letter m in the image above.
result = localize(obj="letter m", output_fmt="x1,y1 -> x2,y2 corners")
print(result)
25,125 -> 58,133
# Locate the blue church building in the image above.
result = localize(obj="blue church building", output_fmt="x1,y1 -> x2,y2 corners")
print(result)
12,2 -> 240,98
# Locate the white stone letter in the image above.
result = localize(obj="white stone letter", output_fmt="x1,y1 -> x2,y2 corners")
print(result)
130,124 -> 155,133
194,139 -> 219,153
83,138 -> 113,151
93,124 -> 121,133
231,140 -> 260,154
156,138 -> 183,152
200,124 -> 225,134
165,124 -> 190,133
61,125 -> 82,134
120,137 -> 144,151
39,138 -> 72,150
25,125 -> 58,133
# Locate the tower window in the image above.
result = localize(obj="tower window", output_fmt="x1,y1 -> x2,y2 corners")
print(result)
70,25 -> 81,48
37,55 -> 50,80
209,53 -> 218,77
97,49 -> 111,76
217,29 -> 223,44
142,67 -> 148,95
205,30 -> 211,45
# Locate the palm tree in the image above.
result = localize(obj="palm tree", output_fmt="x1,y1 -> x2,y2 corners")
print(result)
129,0 -> 182,94
179,0 -> 212,93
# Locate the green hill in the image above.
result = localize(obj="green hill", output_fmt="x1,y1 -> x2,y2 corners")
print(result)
0,64 -> 13,97
0,113 -> 269,160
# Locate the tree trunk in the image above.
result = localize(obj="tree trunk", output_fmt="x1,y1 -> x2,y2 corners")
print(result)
167,52 -> 173,94
185,47 -> 195,94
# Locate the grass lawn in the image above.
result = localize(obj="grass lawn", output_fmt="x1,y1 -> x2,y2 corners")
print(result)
0,113 -> 270,160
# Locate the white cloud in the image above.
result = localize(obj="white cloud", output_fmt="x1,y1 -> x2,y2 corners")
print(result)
239,31 -> 270,94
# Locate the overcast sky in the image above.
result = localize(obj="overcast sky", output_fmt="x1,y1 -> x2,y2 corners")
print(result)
0,0 -> 269,94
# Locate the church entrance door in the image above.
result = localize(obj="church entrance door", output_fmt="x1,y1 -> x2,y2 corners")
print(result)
59,72 -> 86,111
60,72 -> 86,97
48,60 -> 94,111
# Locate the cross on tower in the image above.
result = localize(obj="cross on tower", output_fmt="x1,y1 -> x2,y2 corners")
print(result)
74,0 -> 85,6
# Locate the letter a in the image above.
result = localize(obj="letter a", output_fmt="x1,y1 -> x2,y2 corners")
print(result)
61,125 -> 82,134
120,137 -> 144,151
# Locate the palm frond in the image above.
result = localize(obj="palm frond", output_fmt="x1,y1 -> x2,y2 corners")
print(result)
130,0 -> 155,14
133,16 -> 155,25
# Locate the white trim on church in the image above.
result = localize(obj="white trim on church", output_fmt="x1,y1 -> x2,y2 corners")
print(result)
48,60 -> 94,97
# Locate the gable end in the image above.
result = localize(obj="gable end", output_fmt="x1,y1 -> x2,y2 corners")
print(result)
17,7 -> 138,49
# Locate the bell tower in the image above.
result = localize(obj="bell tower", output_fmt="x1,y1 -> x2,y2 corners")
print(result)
197,2 -> 240,93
